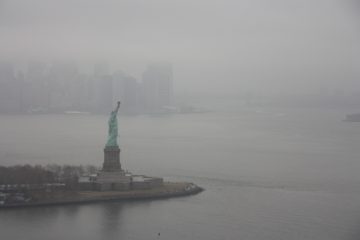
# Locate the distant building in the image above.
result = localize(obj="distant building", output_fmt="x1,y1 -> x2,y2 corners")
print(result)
68,74 -> 92,111
94,62 -> 109,77
0,62 -> 14,82
0,61 -> 175,114
48,62 -> 79,111
113,71 -> 138,113
0,62 -> 23,113
94,75 -> 113,113
26,62 -> 50,112
142,63 -> 173,111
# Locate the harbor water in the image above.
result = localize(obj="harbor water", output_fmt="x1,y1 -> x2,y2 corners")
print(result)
1,106 -> 360,239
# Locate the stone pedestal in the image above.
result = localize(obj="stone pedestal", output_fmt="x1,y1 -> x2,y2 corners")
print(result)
96,146 -> 131,191
96,171 -> 131,191
102,146 -> 121,171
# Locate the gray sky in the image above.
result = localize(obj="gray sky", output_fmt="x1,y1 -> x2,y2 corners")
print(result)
0,0 -> 359,95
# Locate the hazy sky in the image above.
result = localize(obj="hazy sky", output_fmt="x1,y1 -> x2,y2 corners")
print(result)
0,0 -> 359,95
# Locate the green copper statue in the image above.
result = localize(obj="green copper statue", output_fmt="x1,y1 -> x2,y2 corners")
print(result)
106,101 -> 121,147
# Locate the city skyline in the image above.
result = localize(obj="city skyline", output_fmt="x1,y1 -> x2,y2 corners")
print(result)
0,61 -> 173,114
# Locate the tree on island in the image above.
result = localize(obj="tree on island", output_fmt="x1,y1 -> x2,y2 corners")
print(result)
0,164 -> 99,186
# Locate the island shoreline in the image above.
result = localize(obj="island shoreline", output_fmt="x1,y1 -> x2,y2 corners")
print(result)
0,182 -> 204,209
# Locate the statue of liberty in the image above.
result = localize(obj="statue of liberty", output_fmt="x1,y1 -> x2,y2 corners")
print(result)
106,101 -> 120,147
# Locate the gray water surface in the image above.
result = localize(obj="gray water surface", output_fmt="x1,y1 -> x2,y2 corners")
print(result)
1,107 -> 360,239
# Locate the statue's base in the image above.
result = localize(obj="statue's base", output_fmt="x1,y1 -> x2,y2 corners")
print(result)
95,145 -> 131,191
103,146 -> 121,171
96,170 -> 131,191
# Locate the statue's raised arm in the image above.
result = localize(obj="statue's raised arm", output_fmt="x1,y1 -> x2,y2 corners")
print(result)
114,101 -> 121,113
106,101 -> 121,147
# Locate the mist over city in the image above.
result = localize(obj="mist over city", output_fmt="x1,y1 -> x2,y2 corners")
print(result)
1,0 -> 360,98
1,1 -> 360,240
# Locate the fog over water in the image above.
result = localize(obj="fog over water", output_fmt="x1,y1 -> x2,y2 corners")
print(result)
1,0 -> 360,239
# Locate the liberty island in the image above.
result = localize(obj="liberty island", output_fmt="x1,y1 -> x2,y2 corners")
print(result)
0,102 -> 203,208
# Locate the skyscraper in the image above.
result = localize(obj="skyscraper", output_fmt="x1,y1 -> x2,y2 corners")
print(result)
112,71 -> 138,113
142,63 -> 173,111
94,75 -> 113,113
0,62 -> 23,113
27,62 -> 49,111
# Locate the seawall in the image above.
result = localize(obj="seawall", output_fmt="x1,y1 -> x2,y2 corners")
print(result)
0,182 -> 203,209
